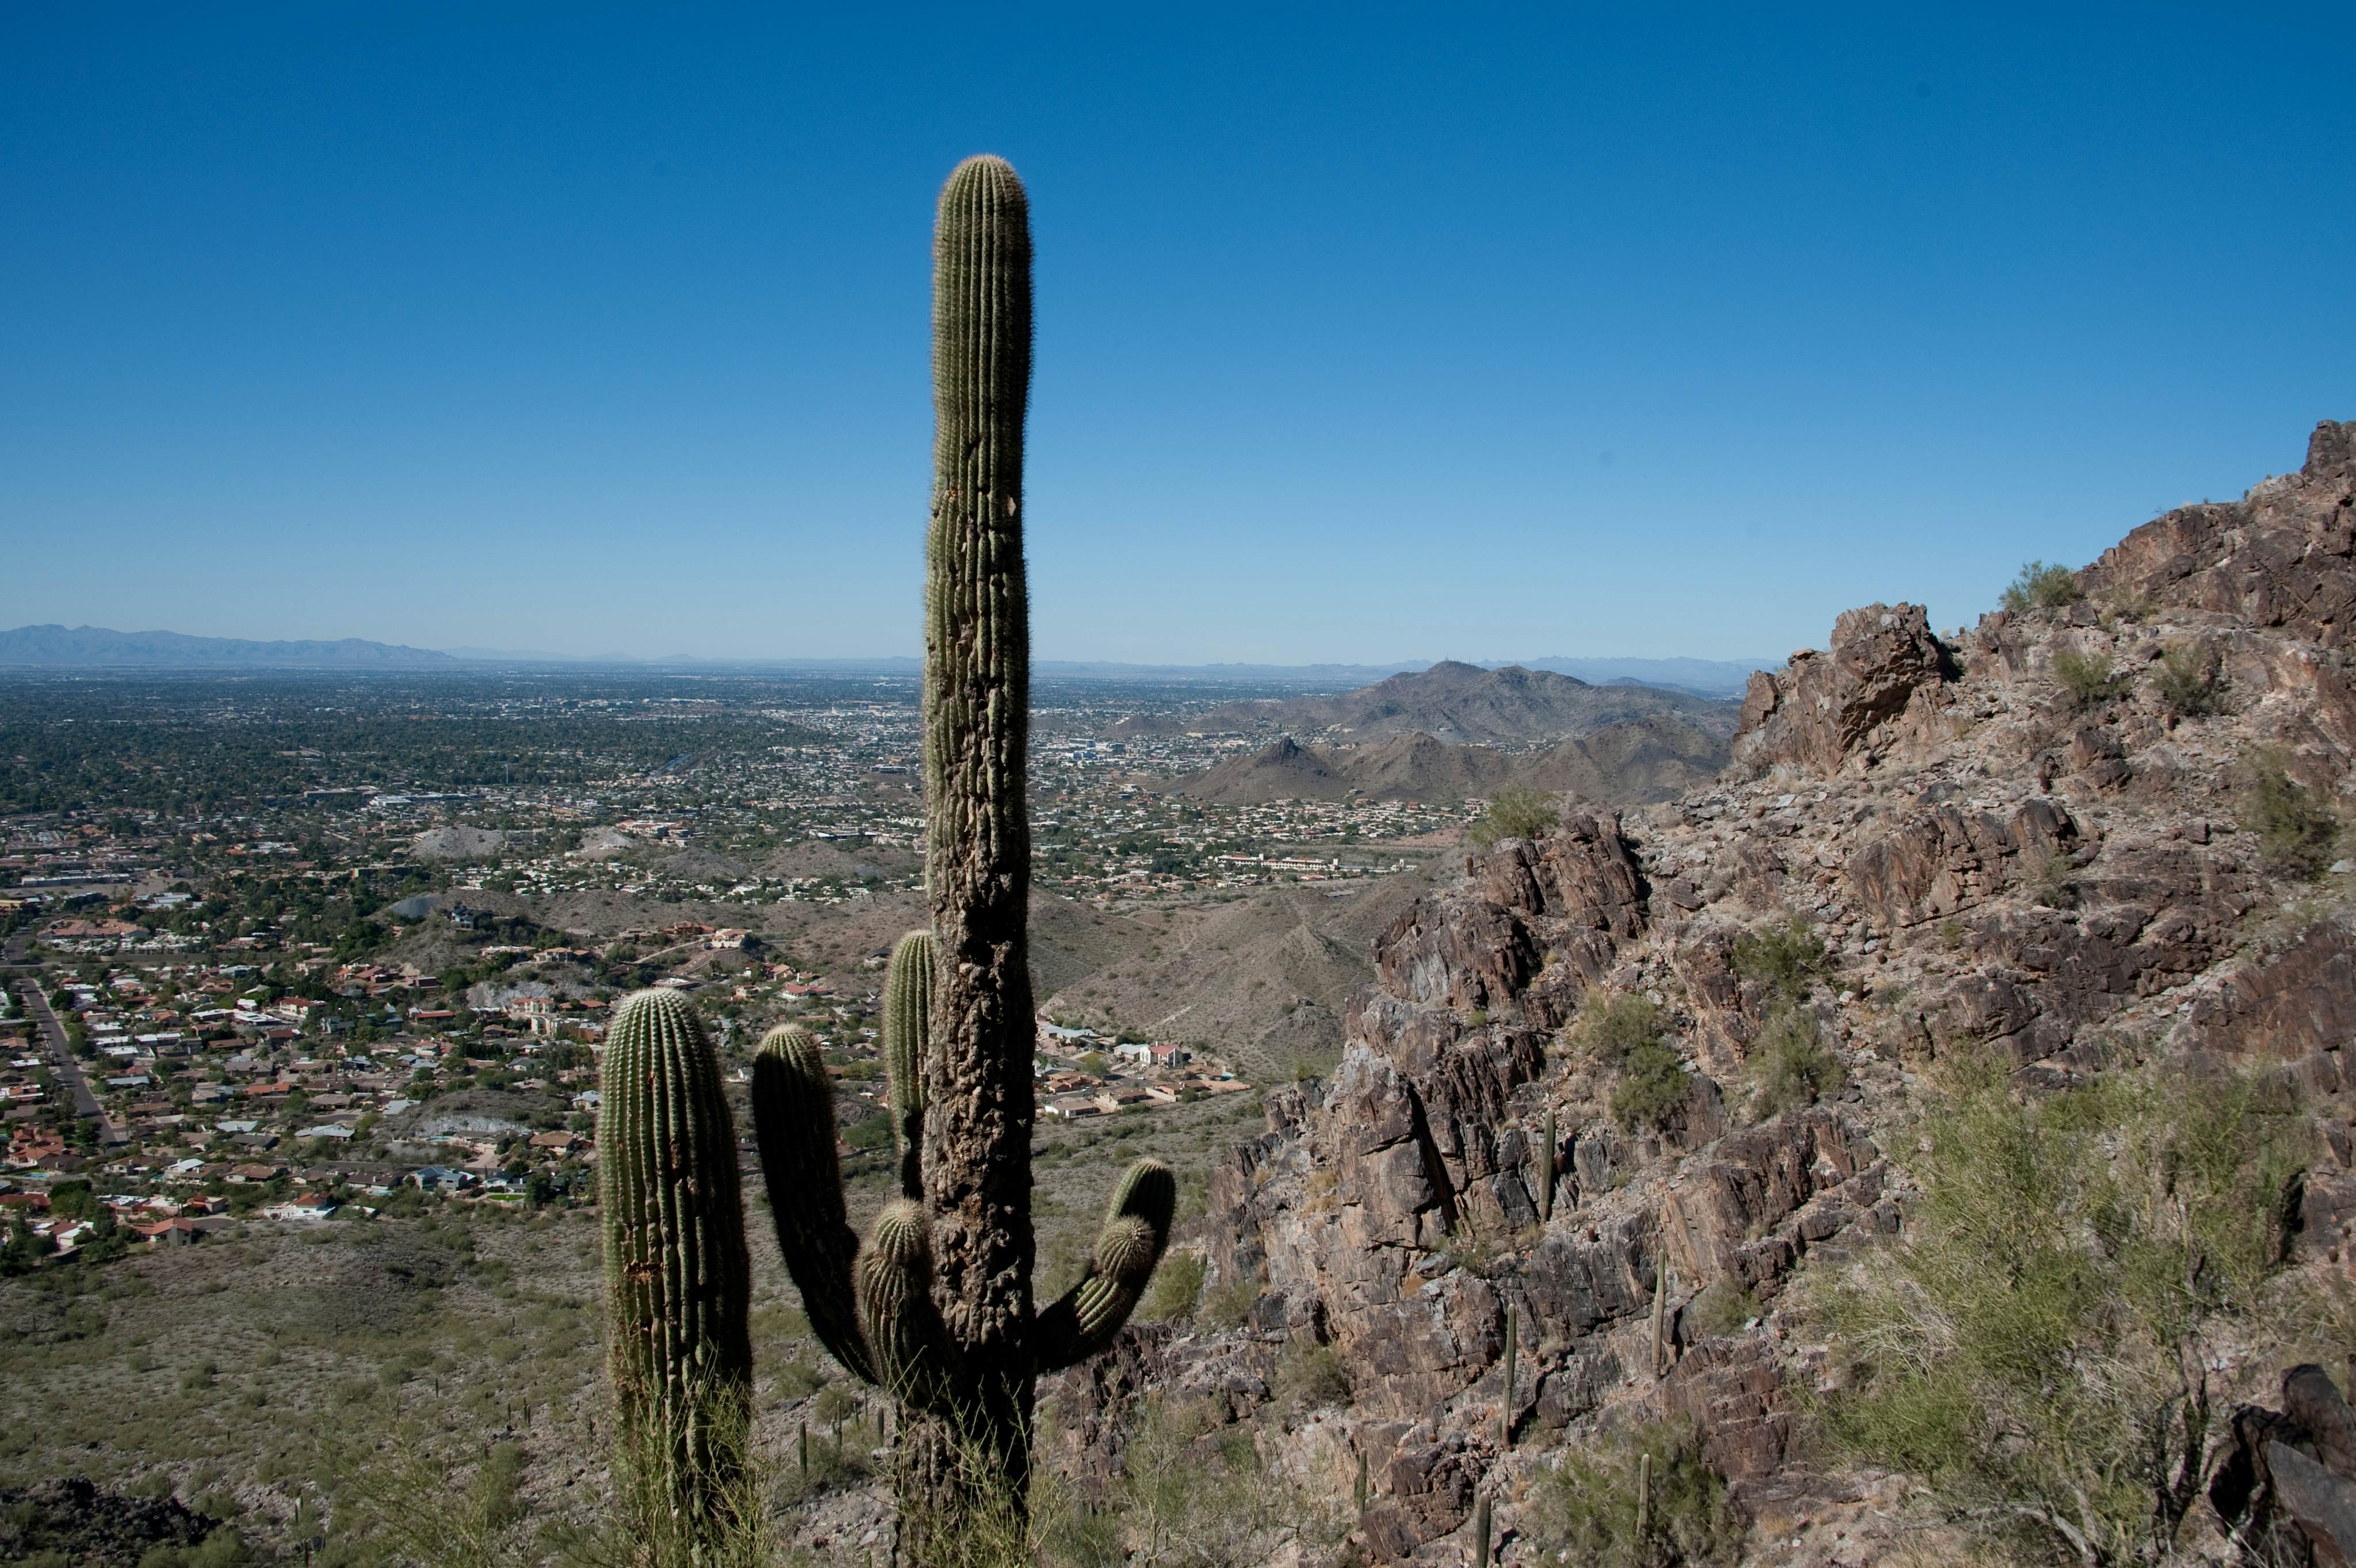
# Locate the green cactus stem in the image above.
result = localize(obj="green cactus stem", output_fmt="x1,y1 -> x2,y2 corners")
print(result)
598,987 -> 753,1526
1500,1302 -> 1517,1448
1033,1159 -> 1176,1367
1537,1107 -> 1556,1222
885,930 -> 934,1201
749,1023 -> 873,1383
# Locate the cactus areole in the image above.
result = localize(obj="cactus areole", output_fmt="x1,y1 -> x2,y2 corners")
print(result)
744,155 -> 1173,1554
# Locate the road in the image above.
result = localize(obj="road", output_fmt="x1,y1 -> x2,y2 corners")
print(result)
11,976 -> 126,1146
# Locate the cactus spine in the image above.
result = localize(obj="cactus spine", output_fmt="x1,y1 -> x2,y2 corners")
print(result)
598,987 -> 753,1534
747,155 -> 1172,1557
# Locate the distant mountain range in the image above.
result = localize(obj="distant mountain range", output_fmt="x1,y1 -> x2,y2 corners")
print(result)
0,624 -> 457,668
0,625 -> 1770,695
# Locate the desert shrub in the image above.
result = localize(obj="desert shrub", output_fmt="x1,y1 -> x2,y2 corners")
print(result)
1140,1250 -> 1205,1323
1273,1340 -> 1351,1412
1200,1272 -> 1261,1329
2151,642 -> 2219,717
1532,1414 -> 1739,1567
1114,1395 -> 1339,1568
1680,1278 -> 1758,1343
327,1435 -> 554,1568
1804,1057 -> 2304,1566
1468,787 -> 1559,850
1743,1004 -> 1842,1119
2000,560 -> 2082,614
2019,847 -> 2078,909
1727,917 -> 1827,1005
1611,1043 -> 1688,1133
1574,995 -> 1690,1132
2242,749 -> 2341,879
2049,646 -> 2123,706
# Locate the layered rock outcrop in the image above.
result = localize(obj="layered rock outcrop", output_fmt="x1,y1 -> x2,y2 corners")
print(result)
1042,423 -> 2356,1567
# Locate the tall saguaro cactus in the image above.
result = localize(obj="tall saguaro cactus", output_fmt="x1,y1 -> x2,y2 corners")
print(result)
748,155 -> 1175,1555
598,987 -> 754,1535
921,154 -> 1038,1458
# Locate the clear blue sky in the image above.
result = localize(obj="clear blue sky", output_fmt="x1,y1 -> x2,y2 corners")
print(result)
3,6 -> 2349,664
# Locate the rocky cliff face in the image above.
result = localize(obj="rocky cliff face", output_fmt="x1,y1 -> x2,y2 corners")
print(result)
1043,422 -> 2356,1566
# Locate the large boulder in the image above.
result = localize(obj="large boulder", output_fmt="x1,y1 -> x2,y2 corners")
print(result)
1733,602 -> 1954,777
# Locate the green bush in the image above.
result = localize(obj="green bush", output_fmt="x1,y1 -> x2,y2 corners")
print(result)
2242,750 -> 2341,878
1200,1273 -> 1261,1329
1139,1250 -> 1205,1323
1273,1340 -> 1350,1412
1532,1415 -> 1739,1568
2000,560 -> 2082,614
1611,1041 -> 1689,1133
2049,646 -> 2123,706
1727,918 -> 1827,1006
1573,995 -> 1690,1133
1109,1395 -> 1339,1568
1468,787 -> 1560,850
1743,1004 -> 1842,1120
1680,1278 -> 1758,1343
2151,642 -> 2219,717
1805,1057 -> 2304,1566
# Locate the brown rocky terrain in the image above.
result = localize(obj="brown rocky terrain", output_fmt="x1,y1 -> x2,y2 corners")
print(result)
1042,420 -> 2356,1565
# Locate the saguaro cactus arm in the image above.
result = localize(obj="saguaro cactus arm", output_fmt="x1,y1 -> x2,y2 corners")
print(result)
1034,1158 -> 1176,1371
749,1022 -> 875,1385
857,1200 -> 958,1412
884,930 -> 935,1203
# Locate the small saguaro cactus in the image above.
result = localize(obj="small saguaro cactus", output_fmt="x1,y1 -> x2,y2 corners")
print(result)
1536,1107 -> 1556,1222
598,986 -> 754,1532
1500,1302 -> 1518,1448
748,154 -> 1176,1555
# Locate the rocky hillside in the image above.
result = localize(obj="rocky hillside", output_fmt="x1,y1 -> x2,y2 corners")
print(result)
1049,421 -> 2356,1566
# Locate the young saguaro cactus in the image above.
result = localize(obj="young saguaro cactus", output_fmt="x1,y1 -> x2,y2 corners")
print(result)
749,155 -> 1175,1552
598,986 -> 754,1531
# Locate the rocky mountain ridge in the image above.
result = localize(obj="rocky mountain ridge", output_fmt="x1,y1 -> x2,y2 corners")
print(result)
1179,717 -> 1729,809
1045,420 -> 2356,1566
1119,660 -> 1739,748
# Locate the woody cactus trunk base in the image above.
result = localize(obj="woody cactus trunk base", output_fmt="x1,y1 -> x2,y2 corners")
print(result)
748,154 -> 1175,1560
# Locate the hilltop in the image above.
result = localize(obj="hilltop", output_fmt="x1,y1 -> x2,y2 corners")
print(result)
1116,659 -> 1740,747
1183,714 -> 1727,806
